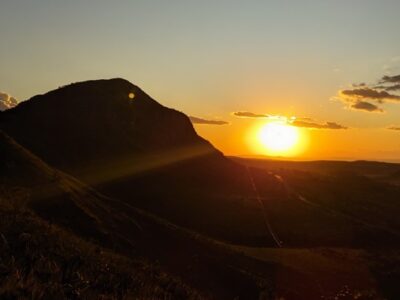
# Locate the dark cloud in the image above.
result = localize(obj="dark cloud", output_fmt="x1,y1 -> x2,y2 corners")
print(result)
381,74 -> 400,83
0,92 -> 18,111
383,84 -> 400,91
189,116 -> 228,125
336,72 -> 400,112
372,74 -> 400,92
232,111 -> 269,118
350,100 -> 383,113
374,86 -> 400,93
387,126 -> 400,131
292,120 -> 347,129
340,88 -> 400,102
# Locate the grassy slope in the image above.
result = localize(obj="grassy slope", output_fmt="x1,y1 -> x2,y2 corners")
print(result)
234,246 -> 380,299
0,131 -> 201,299
0,193 -> 200,300
0,131 -> 272,299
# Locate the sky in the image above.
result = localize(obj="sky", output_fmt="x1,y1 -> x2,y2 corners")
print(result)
1,0 -> 400,161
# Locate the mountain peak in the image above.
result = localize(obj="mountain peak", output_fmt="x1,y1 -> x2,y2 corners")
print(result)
0,78 -> 221,174
39,78 -> 158,107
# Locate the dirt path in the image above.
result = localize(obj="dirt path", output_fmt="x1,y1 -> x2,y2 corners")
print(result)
246,166 -> 283,248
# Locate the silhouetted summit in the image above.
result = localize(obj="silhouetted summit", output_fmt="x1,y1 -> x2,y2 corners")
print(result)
0,78 -> 221,172
0,78 -> 270,244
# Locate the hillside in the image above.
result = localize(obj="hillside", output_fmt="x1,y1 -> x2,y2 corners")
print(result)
2,130 -> 292,299
0,79 -> 278,245
0,199 -> 199,299
0,130 -> 200,299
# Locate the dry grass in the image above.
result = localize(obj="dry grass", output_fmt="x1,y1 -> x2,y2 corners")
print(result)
0,187 -> 201,300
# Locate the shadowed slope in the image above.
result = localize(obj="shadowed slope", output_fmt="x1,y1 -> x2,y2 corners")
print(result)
0,131 -> 275,299
0,131 -> 201,299
0,79 -> 272,244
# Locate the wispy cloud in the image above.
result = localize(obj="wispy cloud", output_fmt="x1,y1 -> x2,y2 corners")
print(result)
381,74 -> 400,84
292,119 -> 347,129
232,111 -> 270,118
0,92 -> 18,111
189,116 -> 228,125
340,88 -> 400,102
376,75 -> 400,92
351,83 -> 366,87
350,100 -> 383,113
387,126 -> 400,131
232,111 -> 347,129
383,84 -> 400,91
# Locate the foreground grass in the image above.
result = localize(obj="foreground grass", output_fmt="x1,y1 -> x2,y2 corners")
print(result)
0,188 -> 200,300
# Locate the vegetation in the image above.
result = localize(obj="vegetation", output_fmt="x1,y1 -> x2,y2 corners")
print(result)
0,187 -> 200,300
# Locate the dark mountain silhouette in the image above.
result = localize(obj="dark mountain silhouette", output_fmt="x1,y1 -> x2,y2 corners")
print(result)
0,78 -> 220,170
0,79 -> 274,245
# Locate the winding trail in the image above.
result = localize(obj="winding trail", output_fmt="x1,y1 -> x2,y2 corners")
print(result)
246,166 -> 283,248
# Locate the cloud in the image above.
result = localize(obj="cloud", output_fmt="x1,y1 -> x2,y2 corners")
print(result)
384,84 -> 400,91
381,74 -> 400,84
292,120 -> 347,129
373,74 -> 400,91
350,100 -> 384,113
351,83 -> 366,87
0,92 -> 18,111
233,111 -> 346,129
340,87 -> 400,103
335,72 -> 400,112
189,116 -> 228,125
387,126 -> 400,131
232,111 -> 269,118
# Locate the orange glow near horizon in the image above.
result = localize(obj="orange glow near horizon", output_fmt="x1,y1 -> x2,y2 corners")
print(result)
193,113 -> 400,162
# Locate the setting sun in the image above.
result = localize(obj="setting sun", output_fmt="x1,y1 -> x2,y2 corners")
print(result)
259,122 -> 299,153
245,120 -> 307,157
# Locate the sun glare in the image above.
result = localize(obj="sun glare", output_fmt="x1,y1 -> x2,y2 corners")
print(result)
259,122 -> 299,152
247,121 -> 306,157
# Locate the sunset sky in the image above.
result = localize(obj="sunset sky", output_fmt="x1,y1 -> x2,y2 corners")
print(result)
1,1 -> 400,161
